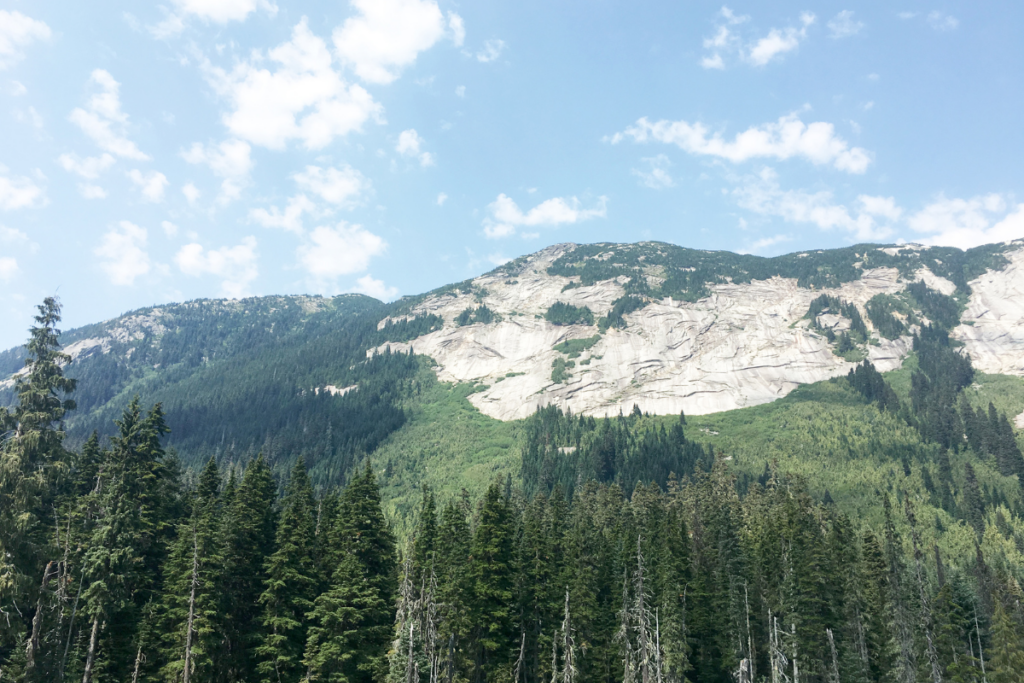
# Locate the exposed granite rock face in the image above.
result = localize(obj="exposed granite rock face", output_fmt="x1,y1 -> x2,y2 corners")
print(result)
954,246 -> 1024,376
375,244 -> 927,420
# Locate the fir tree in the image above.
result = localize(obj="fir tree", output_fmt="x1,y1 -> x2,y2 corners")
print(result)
78,399 -> 172,683
219,453 -> 277,682
469,483 -> 517,683
257,457 -> 319,683
988,600 -> 1024,683
158,457 -> 224,683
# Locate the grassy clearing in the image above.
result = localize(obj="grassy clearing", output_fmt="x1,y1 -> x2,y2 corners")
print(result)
368,362 -> 518,530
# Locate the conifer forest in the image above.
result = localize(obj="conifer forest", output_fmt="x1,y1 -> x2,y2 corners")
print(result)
2,297 -> 1023,683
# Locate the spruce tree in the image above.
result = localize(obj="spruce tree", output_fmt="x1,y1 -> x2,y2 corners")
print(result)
219,453 -> 277,682
78,399 -> 172,683
258,457 -> 319,683
469,482 -> 517,683
988,600 -> 1024,683
304,463 -> 396,683
0,298 -> 77,659
158,457 -> 224,683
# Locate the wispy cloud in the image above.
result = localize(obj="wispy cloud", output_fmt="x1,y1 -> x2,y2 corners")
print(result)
611,112 -> 871,174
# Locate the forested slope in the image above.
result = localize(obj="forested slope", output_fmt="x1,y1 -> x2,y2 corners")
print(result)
3,298 -> 1024,683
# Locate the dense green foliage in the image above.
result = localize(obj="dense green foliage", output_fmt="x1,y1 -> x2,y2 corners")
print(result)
865,294 -> 910,340
542,241 -> 1010,303
599,296 -> 647,330
544,302 -> 595,326
3,295 -> 1024,683
457,306 -> 497,326
552,335 -> 601,359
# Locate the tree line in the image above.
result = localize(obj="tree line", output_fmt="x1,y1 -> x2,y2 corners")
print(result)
2,299 -> 1023,683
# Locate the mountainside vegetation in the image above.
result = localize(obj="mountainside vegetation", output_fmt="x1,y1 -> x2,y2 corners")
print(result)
3,240 -> 1024,681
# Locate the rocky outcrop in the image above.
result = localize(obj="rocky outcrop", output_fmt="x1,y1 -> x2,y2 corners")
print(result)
953,247 -> 1024,377
375,244 -> 930,421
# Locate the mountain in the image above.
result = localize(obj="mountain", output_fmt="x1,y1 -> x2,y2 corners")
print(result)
374,240 -> 1024,419
3,239 -> 1024,502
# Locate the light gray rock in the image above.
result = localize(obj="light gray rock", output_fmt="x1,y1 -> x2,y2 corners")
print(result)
375,245 -> 923,421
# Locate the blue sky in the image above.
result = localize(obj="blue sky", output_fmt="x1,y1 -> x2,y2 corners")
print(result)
1,1 -> 1023,349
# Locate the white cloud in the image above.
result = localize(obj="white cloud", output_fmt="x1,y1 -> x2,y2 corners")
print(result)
333,0 -> 447,85
58,153 -> 115,179
719,7 -> 750,25
732,167 -> 897,241
739,234 -> 792,255
436,192 -> 448,206
181,139 -> 253,203
0,172 -> 45,210
294,164 -> 369,205
0,256 -> 17,282
79,184 -> 107,199
152,0 -> 277,37
906,194 -> 1024,249
396,129 -> 434,166
10,80 -> 27,96
13,106 -> 43,129
448,13 -> 466,48
632,154 -> 674,189
352,274 -> 398,300
0,11 -> 51,70
249,194 -> 315,234
128,169 -> 169,202
0,226 -> 30,244
898,12 -> 917,20
455,85 -> 466,97
162,221 -> 179,237
95,221 -> 151,285
175,236 -> 259,298
483,193 -> 607,239
700,53 -> 725,70
747,13 -> 815,66
173,0 -> 277,24
827,10 -> 864,39
182,182 -> 201,204
69,70 -> 149,161
612,112 -> 871,174
927,11 -> 958,31
204,19 -> 382,150
702,9 -> 815,69
476,39 -> 505,63
297,222 -> 388,279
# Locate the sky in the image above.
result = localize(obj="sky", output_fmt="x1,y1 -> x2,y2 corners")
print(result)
1,1 -> 1023,349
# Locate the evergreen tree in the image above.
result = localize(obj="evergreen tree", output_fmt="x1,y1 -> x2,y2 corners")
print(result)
0,298 -> 77,659
469,483 -> 517,683
304,463 -> 396,683
78,399 -> 172,683
988,600 -> 1024,683
257,457 -> 319,683
219,453 -> 278,682
158,457 -> 224,683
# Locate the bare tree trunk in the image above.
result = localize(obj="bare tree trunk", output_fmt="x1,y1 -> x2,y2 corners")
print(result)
81,617 -> 100,683
512,632 -> 525,683
744,582 -> 755,683
826,628 -> 840,683
906,498 -> 943,683
974,607 -> 987,683
183,530 -> 199,683
131,644 -> 144,683
791,623 -> 799,683
60,571 -> 84,682
25,560 -> 57,675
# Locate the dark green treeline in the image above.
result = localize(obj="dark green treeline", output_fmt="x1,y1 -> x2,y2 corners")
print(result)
4,300 -> 1024,683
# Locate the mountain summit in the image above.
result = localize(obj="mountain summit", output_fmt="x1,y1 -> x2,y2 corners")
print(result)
375,240 -> 1024,419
